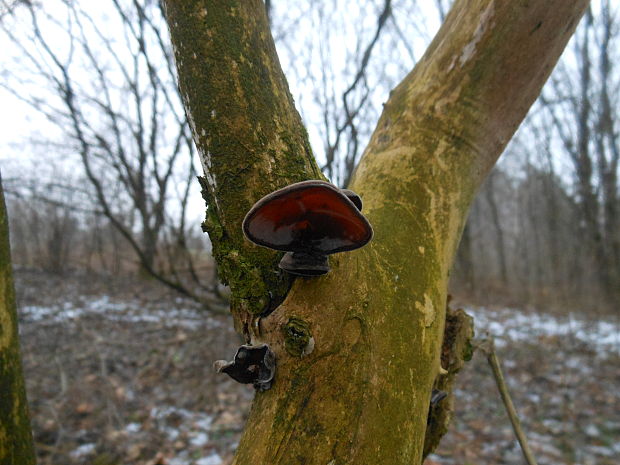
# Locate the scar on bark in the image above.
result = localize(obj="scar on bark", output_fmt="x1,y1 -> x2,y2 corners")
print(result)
423,298 -> 475,460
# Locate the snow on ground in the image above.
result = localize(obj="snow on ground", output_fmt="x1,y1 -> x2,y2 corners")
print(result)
19,295 -> 224,330
149,405 -> 214,444
467,306 -> 620,356
432,306 -> 620,465
20,296 -> 619,356
15,277 -> 619,465
146,406 -> 222,465
69,443 -> 96,459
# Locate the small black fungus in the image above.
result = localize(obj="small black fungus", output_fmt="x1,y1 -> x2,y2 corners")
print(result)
214,344 -> 276,391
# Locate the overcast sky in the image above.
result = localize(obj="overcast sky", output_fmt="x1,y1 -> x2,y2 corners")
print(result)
0,1 -> 596,199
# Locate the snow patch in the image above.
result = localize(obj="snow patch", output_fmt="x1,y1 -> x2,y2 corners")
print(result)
19,295 -> 223,331
190,432 -> 209,447
125,422 -> 141,434
467,306 -> 620,356
150,405 -> 214,443
196,454 -> 223,465
70,443 -> 96,459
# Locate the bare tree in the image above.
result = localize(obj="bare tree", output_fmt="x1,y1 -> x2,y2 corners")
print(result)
0,0 -> 31,20
540,1 -> 620,304
484,170 -> 509,287
448,3 -> 620,311
1,0 -> 222,307
270,0 -> 438,187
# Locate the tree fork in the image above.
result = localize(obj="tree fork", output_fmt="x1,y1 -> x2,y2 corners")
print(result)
164,0 -> 588,463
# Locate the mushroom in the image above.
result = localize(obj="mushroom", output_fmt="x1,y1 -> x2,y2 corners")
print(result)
214,344 -> 276,392
242,180 -> 373,276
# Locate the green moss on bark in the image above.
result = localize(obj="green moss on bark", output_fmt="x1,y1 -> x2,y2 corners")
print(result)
165,0 -> 324,323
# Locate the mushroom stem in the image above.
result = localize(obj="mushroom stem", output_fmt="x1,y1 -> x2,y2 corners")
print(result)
279,251 -> 330,276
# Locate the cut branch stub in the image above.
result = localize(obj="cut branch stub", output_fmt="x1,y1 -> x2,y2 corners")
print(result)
214,344 -> 276,392
281,317 -> 314,358
242,180 -> 373,276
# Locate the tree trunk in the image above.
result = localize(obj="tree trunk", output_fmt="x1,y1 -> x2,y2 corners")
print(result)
456,221 -> 476,296
163,0 -> 588,463
0,174 -> 36,465
485,171 -> 509,287
596,0 -> 620,301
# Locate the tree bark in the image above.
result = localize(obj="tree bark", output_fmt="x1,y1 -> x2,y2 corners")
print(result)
162,0 -> 324,336
455,221 -> 476,295
0,174 -> 36,465
164,0 -> 588,463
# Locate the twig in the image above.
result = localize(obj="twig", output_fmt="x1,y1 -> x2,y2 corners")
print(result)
480,337 -> 539,465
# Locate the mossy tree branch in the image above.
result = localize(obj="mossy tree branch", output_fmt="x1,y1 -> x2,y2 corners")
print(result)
162,0 -> 323,337
164,0 -> 588,463
0,174 -> 36,464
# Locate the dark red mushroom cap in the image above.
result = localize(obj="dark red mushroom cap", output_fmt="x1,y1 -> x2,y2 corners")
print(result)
242,180 -> 373,255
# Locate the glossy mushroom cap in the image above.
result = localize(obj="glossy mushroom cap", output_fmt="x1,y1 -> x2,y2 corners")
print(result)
243,180 -> 372,256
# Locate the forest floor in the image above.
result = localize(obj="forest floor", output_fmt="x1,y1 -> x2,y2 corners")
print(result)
14,269 -> 620,465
